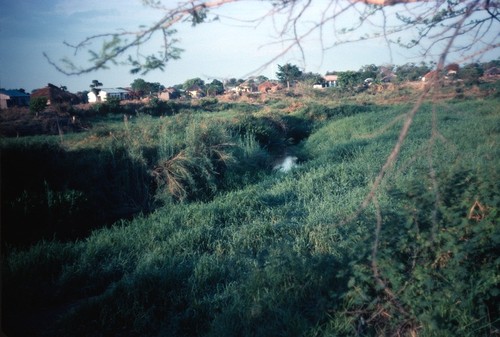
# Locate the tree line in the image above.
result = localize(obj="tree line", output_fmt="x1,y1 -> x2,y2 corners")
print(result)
125,59 -> 499,98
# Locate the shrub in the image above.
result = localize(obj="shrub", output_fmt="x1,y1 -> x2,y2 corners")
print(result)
29,96 -> 48,114
138,97 -> 180,116
152,119 -> 237,202
233,114 -> 288,152
106,96 -> 122,113
199,98 -> 219,111
300,103 -> 375,122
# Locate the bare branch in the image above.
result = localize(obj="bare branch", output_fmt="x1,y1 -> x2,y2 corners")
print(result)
355,0 -> 429,4
46,0 -> 498,77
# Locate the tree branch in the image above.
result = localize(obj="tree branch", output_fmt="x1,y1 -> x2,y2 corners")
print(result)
45,0 -> 498,77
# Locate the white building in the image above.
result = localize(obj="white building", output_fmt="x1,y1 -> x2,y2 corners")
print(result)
323,75 -> 338,87
87,88 -> 129,103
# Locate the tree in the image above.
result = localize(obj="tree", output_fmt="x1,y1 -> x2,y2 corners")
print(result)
301,72 -> 324,85
226,78 -> 245,88
131,79 -> 165,97
255,75 -> 269,84
359,64 -> 379,81
459,62 -> 484,85
29,97 -> 48,115
44,1 -> 498,79
276,63 -> 303,89
337,70 -> 364,89
90,80 -> 103,96
131,78 -> 148,95
183,78 -> 205,91
206,79 -> 224,96
395,62 -> 432,82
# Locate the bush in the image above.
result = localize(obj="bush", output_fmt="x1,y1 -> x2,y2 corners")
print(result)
152,118 -> 237,202
301,103 -> 376,122
233,114 -> 288,152
137,97 -> 180,116
29,96 -> 48,114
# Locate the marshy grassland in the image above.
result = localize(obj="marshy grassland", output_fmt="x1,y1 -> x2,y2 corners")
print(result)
1,82 -> 499,336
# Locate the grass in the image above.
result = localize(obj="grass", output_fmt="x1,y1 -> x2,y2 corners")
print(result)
2,88 -> 499,336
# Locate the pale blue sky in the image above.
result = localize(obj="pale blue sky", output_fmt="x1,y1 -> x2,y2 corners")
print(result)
1,0 -> 498,92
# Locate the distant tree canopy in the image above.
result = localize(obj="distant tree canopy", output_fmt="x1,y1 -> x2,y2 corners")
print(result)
131,78 -> 164,97
206,79 -> 224,96
183,78 -> 205,91
359,64 -> 380,81
337,71 -> 365,89
459,62 -> 485,85
276,63 -> 303,88
395,62 -> 432,82
255,75 -> 269,83
301,72 -> 324,85
226,78 -> 245,87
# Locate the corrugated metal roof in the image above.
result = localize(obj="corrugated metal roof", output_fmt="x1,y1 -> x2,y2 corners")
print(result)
100,88 -> 130,93
0,89 -> 30,97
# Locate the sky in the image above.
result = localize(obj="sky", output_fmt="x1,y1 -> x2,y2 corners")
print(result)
1,0 -> 498,93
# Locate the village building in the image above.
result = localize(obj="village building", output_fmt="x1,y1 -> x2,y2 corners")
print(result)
158,87 -> 180,101
185,85 -> 205,98
445,63 -> 460,76
0,89 -> 30,109
323,74 -> 338,87
87,88 -> 130,103
258,81 -> 281,93
237,80 -> 259,93
484,67 -> 499,77
31,83 -> 79,105
421,70 -> 439,82
422,64 -> 460,82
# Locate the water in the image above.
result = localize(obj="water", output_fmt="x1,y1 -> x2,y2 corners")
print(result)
273,155 -> 298,173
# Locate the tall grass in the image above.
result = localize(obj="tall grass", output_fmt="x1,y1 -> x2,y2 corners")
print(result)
2,96 -> 499,337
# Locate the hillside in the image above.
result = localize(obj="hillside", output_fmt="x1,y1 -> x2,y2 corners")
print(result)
1,83 -> 499,337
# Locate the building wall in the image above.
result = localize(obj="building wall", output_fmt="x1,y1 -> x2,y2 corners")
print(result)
87,92 -> 100,103
0,92 -> 30,109
0,93 -> 9,109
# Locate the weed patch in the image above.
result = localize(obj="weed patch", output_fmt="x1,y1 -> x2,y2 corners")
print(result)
2,95 -> 499,337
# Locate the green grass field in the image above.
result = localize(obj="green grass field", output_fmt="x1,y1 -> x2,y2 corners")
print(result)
2,86 -> 499,336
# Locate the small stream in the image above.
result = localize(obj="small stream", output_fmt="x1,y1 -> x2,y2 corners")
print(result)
273,155 -> 299,172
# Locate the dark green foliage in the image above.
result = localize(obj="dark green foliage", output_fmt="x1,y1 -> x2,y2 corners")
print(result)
301,103 -> 377,121
276,63 -> 303,88
337,70 -> 364,90
29,96 -> 48,114
395,62 -> 432,81
1,139 -> 153,247
106,96 -> 122,112
152,120 -> 234,202
459,63 -> 484,85
233,113 -> 288,152
130,78 -> 164,97
139,97 -> 180,116
198,97 -> 219,111
90,102 -> 113,115
2,96 -> 499,337
206,79 -> 224,96
183,77 -> 205,91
